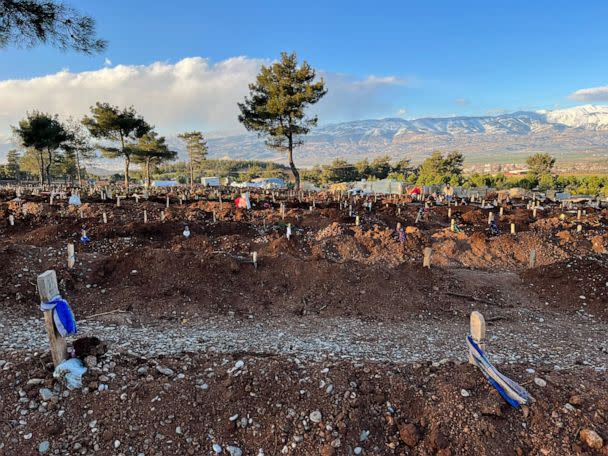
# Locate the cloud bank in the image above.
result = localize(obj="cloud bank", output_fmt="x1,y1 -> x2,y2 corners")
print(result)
570,85 -> 608,102
0,56 -> 406,154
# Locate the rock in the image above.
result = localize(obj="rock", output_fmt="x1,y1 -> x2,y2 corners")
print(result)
38,441 -> 50,454
320,444 -> 336,456
460,389 -> 470,397
156,366 -> 175,376
534,377 -> 547,387
114,440 -> 121,449
227,445 -> 242,456
39,388 -> 53,401
84,355 -> 97,368
234,360 -> 244,370
212,444 -> 222,454
309,410 -> 322,423
580,429 -> 603,449
359,430 -> 370,442
569,395 -> 583,406
399,423 -> 420,447
354,447 -> 362,455
27,378 -> 45,385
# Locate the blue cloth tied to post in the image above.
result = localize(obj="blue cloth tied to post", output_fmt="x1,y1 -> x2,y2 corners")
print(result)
40,296 -> 77,337
467,335 -> 533,408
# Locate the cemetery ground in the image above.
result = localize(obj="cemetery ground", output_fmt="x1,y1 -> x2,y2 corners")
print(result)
1,189 -> 608,455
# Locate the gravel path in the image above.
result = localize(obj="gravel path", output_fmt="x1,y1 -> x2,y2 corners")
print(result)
1,308 -> 607,370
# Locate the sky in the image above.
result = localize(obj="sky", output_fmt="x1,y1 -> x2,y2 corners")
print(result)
1,0 -> 608,142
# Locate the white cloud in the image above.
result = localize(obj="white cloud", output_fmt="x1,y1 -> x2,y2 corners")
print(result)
396,108 -> 408,117
104,57 -> 112,66
0,56 -> 407,147
570,85 -> 608,102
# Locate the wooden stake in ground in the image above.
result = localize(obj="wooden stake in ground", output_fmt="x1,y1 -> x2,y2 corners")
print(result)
67,243 -> 75,269
143,210 -> 148,224
166,195 -> 170,208
577,224 -> 582,233
37,270 -> 68,368
423,247 -> 432,268
355,215 -> 360,226
252,251 -> 258,269
8,214 -> 14,226
529,249 -> 536,269
450,218 -> 456,232
102,212 -> 107,224
469,311 -> 486,365
116,196 -> 121,207
447,207 -> 452,218
160,211 -> 165,222
488,212 -> 494,225
510,223 -> 516,234
499,207 -> 504,217
286,223 -> 292,240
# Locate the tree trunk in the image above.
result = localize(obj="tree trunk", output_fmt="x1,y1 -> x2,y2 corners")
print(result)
124,156 -> 130,192
38,150 -> 44,185
46,148 -> 53,185
145,159 -> 151,188
76,150 -> 82,188
287,134 -> 300,190
189,160 -> 194,190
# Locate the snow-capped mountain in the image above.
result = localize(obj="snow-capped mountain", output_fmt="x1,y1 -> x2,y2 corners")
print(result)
197,105 -> 608,166
2,105 -> 608,167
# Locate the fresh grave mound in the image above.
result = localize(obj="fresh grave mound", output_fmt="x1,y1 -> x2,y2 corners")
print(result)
0,351 -> 606,456
521,255 -> 608,320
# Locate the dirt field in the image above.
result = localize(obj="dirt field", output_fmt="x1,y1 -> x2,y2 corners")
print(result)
1,187 -> 607,455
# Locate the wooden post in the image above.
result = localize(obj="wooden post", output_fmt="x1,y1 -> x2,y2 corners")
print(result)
37,270 -> 68,368
577,209 -> 581,220
8,214 -> 14,226
499,206 -> 504,217
166,195 -> 170,208
116,196 -> 121,207
102,212 -> 107,224
355,215 -> 360,226
450,218 -> 456,232
447,207 -> 452,218
577,224 -> 582,233
423,247 -> 432,268
510,223 -> 516,234
532,207 -> 537,218
488,212 -> 494,224
252,251 -> 258,269
143,210 -> 148,223
286,223 -> 292,240
135,194 -> 140,203
213,211 -> 217,223
529,249 -> 536,269
160,211 -> 165,222
67,243 -> 75,269
469,311 -> 486,364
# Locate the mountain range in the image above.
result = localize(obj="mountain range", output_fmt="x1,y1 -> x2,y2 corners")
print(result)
196,105 -> 608,168
3,105 -> 608,169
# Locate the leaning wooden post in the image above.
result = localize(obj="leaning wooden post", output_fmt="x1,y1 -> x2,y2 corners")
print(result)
469,311 -> 486,364
529,249 -> 536,269
67,243 -> 75,269
37,270 -> 68,368
422,247 -> 432,268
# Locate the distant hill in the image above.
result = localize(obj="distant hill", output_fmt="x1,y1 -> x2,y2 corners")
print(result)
3,105 -> 608,168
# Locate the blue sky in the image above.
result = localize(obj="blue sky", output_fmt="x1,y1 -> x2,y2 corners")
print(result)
1,0 -> 608,134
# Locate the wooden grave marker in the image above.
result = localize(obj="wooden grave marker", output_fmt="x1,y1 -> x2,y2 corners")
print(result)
37,270 -> 68,367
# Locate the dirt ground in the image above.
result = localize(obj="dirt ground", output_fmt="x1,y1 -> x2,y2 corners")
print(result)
1,187 -> 607,455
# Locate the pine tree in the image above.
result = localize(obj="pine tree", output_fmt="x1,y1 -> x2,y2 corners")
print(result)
238,52 -> 327,190
82,102 -> 151,192
178,131 -> 208,189
6,149 -> 20,180
131,132 -> 177,188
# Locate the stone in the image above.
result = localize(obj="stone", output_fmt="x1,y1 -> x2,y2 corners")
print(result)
309,410 -> 322,423
354,447 -> 362,455
156,366 -> 175,376
580,429 -> 603,449
212,444 -> 222,454
38,441 -> 50,454
399,423 -> 420,447
534,377 -> 547,387
84,355 -> 97,368
39,388 -> 53,402
460,389 -> 470,397
227,445 -> 242,456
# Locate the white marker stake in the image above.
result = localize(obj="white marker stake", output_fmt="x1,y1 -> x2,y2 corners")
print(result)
252,251 -> 258,269
488,212 -> 494,224
577,224 -> 582,233
67,243 -> 75,269
102,212 -> 107,224
37,270 -> 68,367
423,247 -> 432,268
116,197 -> 121,207
166,196 -> 170,208
355,215 -> 360,226
213,211 -> 217,223
143,210 -> 148,224
8,214 -> 14,226
499,207 -> 504,217
160,211 -> 165,222
529,249 -> 536,269
469,311 -> 486,365
286,223 -> 292,240
510,223 -> 516,234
